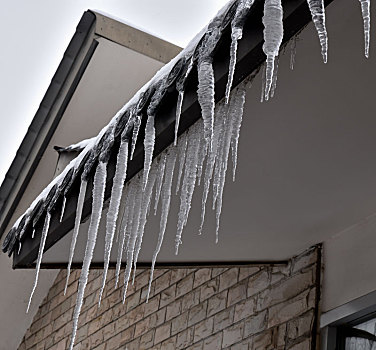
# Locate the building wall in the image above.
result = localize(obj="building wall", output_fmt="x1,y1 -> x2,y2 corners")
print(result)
18,246 -> 321,350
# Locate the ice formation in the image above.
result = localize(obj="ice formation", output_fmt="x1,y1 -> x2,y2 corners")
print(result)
27,212 -> 51,313
59,196 -> 66,222
290,36 -> 297,70
4,2 -> 373,349
262,0 -> 283,101
358,0 -> 371,58
69,161 -> 107,350
98,136 -> 129,305
306,0 -> 328,63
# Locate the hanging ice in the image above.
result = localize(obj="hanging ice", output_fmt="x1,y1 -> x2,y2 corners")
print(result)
115,183 -> 135,288
60,196 -> 66,222
290,36 -> 297,70
143,115 -> 155,191
130,115 -> 141,160
230,86 -> 247,181
200,102 -> 226,235
27,211 -> 51,313
98,139 -> 129,306
175,58 -> 194,146
175,122 -> 202,254
270,56 -> 279,99
197,142 -> 208,186
197,61 -> 215,150
225,0 -> 255,104
147,148 -> 177,301
260,64 -> 266,103
358,0 -> 370,58
64,179 -> 87,295
123,175 -> 143,302
262,0 -> 283,101
69,161 -> 107,350
306,0 -> 328,63
176,132 -> 188,194
132,165 -> 157,283
154,154 -> 167,215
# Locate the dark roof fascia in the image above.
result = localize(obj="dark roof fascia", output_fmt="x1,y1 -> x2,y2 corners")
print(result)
12,0 -> 335,268
0,11 -> 97,240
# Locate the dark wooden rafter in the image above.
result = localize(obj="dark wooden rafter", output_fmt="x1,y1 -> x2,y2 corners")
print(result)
12,0 -> 334,268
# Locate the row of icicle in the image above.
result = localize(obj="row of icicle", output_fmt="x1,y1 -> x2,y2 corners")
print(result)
11,0 -> 370,349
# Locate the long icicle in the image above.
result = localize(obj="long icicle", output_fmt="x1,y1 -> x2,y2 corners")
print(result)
132,165 -> 157,284
27,211 -> 51,313
358,0 -> 371,58
64,179 -> 87,295
197,61 -> 215,150
115,183 -> 135,288
130,115 -> 141,160
143,115 -> 155,191
176,132 -> 188,194
306,0 -> 328,63
154,154 -> 167,215
98,139 -> 129,306
123,175 -> 143,302
200,102 -> 226,235
147,148 -> 177,301
60,196 -> 66,222
262,0 -> 283,101
69,161 -> 107,350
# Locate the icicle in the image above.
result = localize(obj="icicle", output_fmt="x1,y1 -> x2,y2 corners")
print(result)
197,61 -> 215,150
262,0 -> 283,101
64,179 -> 87,295
200,102 -> 226,235
115,183 -> 135,289
260,64 -> 266,103
226,0 -> 256,102
174,91 -> 184,146
176,132 -> 188,194
175,122 -> 202,254
226,28 -> 242,104
230,86 -> 247,182
358,0 -> 370,58
290,36 -> 297,70
175,57 -> 194,146
154,154 -> 167,215
197,141 -> 208,186
306,0 -> 328,63
130,115 -> 141,160
132,166 -> 157,283
69,161 -> 107,350
123,176 -> 143,302
27,212 -> 51,313
147,148 -> 177,301
98,139 -> 129,306
32,228 -> 35,239
143,115 -> 155,191
270,56 -> 279,99
18,241 -> 21,255
60,196 -> 66,222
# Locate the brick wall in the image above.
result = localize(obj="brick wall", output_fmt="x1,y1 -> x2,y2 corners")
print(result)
18,246 -> 321,350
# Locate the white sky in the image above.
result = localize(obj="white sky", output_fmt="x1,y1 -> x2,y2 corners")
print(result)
0,0 -> 230,185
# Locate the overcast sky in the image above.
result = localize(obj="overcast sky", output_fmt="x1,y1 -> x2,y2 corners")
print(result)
0,0 -> 229,185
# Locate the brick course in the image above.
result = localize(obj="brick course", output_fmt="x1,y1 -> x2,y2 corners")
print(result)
18,246 -> 320,350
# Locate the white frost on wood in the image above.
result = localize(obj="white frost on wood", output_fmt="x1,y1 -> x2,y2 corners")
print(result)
306,0 -> 328,63
262,0 -> 283,101
69,161 -> 107,350
59,196 -> 66,222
